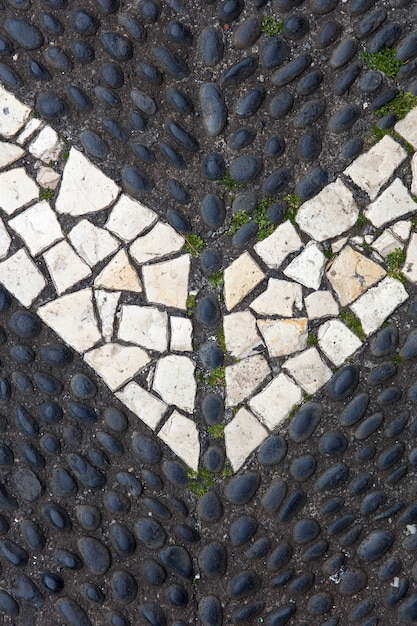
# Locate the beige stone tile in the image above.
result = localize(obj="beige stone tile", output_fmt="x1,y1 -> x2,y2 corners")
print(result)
84,343 -> 151,391
395,107 -> 417,149
16,119 -> 44,145
94,289 -> 120,342
318,319 -> 362,366
249,372 -> 303,430
345,135 -> 407,200
283,347 -> 332,394
129,221 -> 184,263
55,148 -> 119,216
143,255 -> 190,310
391,220 -> 412,242
296,179 -> 358,241
116,381 -> 167,431
372,231 -> 403,258
0,248 -> 46,306
38,288 -> 101,352
225,408 -> 268,472
105,194 -> 157,242
0,167 -> 39,215
158,411 -> 199,471
254,221 -> 302,269
94,250 -> 142,292
305,290 -> 339,320
284,241 -> 326,289
350,277 -> 408,336
170,316 -> 193,352
224,311 -> 263,359
118,304 -> 168,352
8,201 -> 63,256
365,178 -> 417,228
43,240 -> 91,295
225,353 -> 270,407
0,85 -> 31,138
28,126 -> 61,162
0,141 -> 25,170
257,318 -> 308,357
326,245 -> 386,306
153,355 -> 196,413
250,278 -> 303,317
35,166 -> 60,190
68,219 -> 120,267
224,252 -> 265,311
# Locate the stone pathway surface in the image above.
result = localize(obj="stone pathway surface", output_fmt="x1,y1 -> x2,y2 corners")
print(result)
2,0 -> 417,624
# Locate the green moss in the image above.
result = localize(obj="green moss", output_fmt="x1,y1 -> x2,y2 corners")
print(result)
339,309 -> 366,341
307,333 -> 319,347
39,187 -> 54,201
208,423 -> 225,439
370,127 -> 414,154
361,48 -> 403,79
187,468 -> 215,497
284,194 -> 302,225
186,294 -> 197,317
392,353 -> 403,365
218,169 -> 242,191
216,328 -> 226,352
48,160 -> 56,168
288,405 -> 298,420
207,366 -> 226,387
387,247 -> 406,283
228,210 -> 251,235
208,270 -> 224,288
324,248 -> 336,260
183,234 -> 205,257
261,16 -> 283,36
375,91 -> 417,121
63,150 -> 70,160
253,196 -> 276,240
356,212 -> 367,227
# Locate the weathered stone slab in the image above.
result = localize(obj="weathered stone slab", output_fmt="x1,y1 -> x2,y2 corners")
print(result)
0,85 -> 31,138
143,255 -> 190,310
105,194 -> 157,241
224,311 -> 263,359
43,240 -> 91,295
225,408 -> 268,472
35,166 -> 60,189
0,141 -> 25,169
250,278 -> 303,317
129,222 -> 184,263
158,411 -> 200,471
0,167 -> 39,215
94,250 -> 142,292
391,220 -> 412,242
318,319 -> 362,366
68,220 -> 119,267
283,347 -> 332,393
249,373 -> 303,430
403,233 -> 417,283
395,107 -> 417,149
225,354 -> 270,407
84,343 -> 150,390
118,305 -> 168,352
16,118 -> 43,145
0,248 -> 46,306
0,219 -> 11,260
283,241 -> 326,289
224,251 -> 265,311
372,231 -> 403,257
350,277 -> 408,336
28,126 -> 61,162
94,289 -> 120,342
153,355 -> 196,413
116,382 -> 167,431
8,201 -> 63,255
365,178 -> 417,228
305,291 -> 339,319
170,316 -> 193,352
254,221 -> 303,269
257,318 -> 308,357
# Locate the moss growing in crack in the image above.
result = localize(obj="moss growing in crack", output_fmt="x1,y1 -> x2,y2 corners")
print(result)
261,16 -> 283,36
207,366 -> 226,387
307,333 -> 319,347
208,423 -> 225,439
387,247 -> 406,283
361,48 -> 403,79
253,196 -> 276,240
375,91 -> 417,121
288,405 -> 298,420
324,248 -> 336,260
228,210 -> 251,235
284,194 -> 302,225
186,294 -> 197,317
339,309 -> 366,341
392,353 -> 403,365
218,169 -> 242,192
356,212 -> 367,227
63,150 -> 70,160
216,328 -> 226,352
39,187 -> 54,201
187,468 -> 215,497
183,234 -> 205,257
208,270 -> 224,288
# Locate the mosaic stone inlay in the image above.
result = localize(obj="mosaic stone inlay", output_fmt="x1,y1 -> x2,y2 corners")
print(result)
1,83 -> 417,471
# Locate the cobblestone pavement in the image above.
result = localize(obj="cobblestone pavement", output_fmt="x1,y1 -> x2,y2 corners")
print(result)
2,1 -> 417,624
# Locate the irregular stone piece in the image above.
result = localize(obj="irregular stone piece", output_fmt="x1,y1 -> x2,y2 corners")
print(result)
116,382 -> 167,430
170,316 -> 193,351
226,354 -> 270,407
153,355 -> 196,412
365,178 -> 417,227
305,291 -> 339,319
158,411 -> 199,471
130,221 -> 184,263
0,167 -> 39,215
284,348 -> 332,394
94,250 -> 142,292
105,195 -> 157,241
84,343 -> 150,391
0,249 -> 46,307
250,278 -> 302,317
395,105 -> 417,149
257,318 -> 308,357
225,408 -> 268,471
254,221 -> 302,269
249,372 -> 303,430
143,255 -> 190,310
0,141 -> 25,170
284,241 -> 326,289
55,148 -> 119,215
224,252 -> 265,311
118,305 -> 168,352
43,241 -> 91,295
350,277 -> 408,335
69,220 -> 119,268
0,85 -> 31,138
318,319 -> 362,366
29,126 -> 61,162
327,245 -> 386,306
296,178 -> 358,241
224,311 -> 263,359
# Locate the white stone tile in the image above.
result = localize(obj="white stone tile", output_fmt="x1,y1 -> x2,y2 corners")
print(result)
224,311 -> 263,359
372,231 -> 403,257
0,248 -> 46,306
391,220 -> 412,242
254,221 -> 303,269
296,179 -> 358,241
225,354 -> 270,407
16,118 -> 44,145
84,342 -> 151,391
37,288 -> 101,352
318,319 -> 362,366
158,411 -> 199,471
283,347 -> 332,394
143,255 -> 190,310
55,148 -> 119,216
35,166 -> 60,190
284,241 -> 326,290
345,135 -> 407,200
43,240 -> 91,295
28,126 -> 61,162
8,201 -> 63,255
68,220 -> 120,267
257,318 -> 308,357
116,381 -> 167,431
412,153 -> 417,197
326,245 -> 386,306
249,372 -> 303,431
225,408 -> 268,472
94,250 -> 142,292
250,278 -> 303,317
332,237 -> 349,254
94,289 -> 120,342
403,232 -> 417,283
118,304 -> 168,352
305,291 -> 339,320
129,221 -> 184,263
365,178 -> 417,228
350,277 -> 408,336
170,316 -> 193,352
153,355 -> 196,413
0,85 -> 31,138
395,107 -> 417,149
224,252 -> 265,311
105,194 -> 157,242
0,167 -> 39,215
0,218 -> 11,260
0,141 -> 25,169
